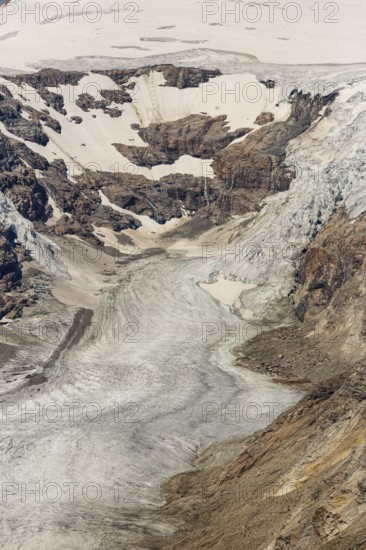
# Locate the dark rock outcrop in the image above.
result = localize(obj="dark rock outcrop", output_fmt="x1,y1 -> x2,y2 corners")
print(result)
0,168 -> 50,222
70,116 -> 82,124
0,95 -> 49,145
95,65 -> 221,89
25,106 -> 61,134
37,89 -> 66,115
211,92 -> 338,216
0,225 -> 28,320
100,88 -> 132,104
255,111 -> 274,125
0,131 -> 49,171
42,160 -> 140,243
75,93 -> 122,117
260,79 -> 275,89
7,68 -> 86,88
114,114 -> 251,167
6,68 -> 86,115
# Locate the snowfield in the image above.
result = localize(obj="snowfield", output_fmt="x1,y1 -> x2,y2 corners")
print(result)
0,0 -> 365,71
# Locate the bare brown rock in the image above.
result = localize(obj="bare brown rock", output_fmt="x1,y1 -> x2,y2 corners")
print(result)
75,92 -> 122,117
95,65 -> 221,89
114,114 -> 251,167
0,225 -> 29,320
294,209 -> 366,322
255,111 -> 275,125
0,168 -> 50,222
209,92 -> 337,221
0,95 -> 49,145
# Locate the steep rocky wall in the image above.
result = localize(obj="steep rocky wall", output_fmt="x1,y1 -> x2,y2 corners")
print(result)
212,92 -> 336,193
0,224 -> 28,320
294,208 -> 366,322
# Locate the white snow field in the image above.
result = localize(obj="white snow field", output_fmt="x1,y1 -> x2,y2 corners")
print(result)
0,0 -> 365,72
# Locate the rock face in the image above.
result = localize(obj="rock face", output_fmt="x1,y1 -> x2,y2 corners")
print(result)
75,93 -> 123,117
0,94 -> 49,145
294,209 -> 366,322
7,68 -> 86,88
1,133 -> 49,171
100,88 -> 132,104
77,169 -> 220,223
25,106 -> 61,134
212,92 -> 337,194
42,160 -> 140,243
114,114 -> 251,167
0,224 -> 28,320
95,64 -> 221,89
0,68 -> 339,244
0,169 -> 50,222
254,111 -> 275,125
7,68 -> 86,115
